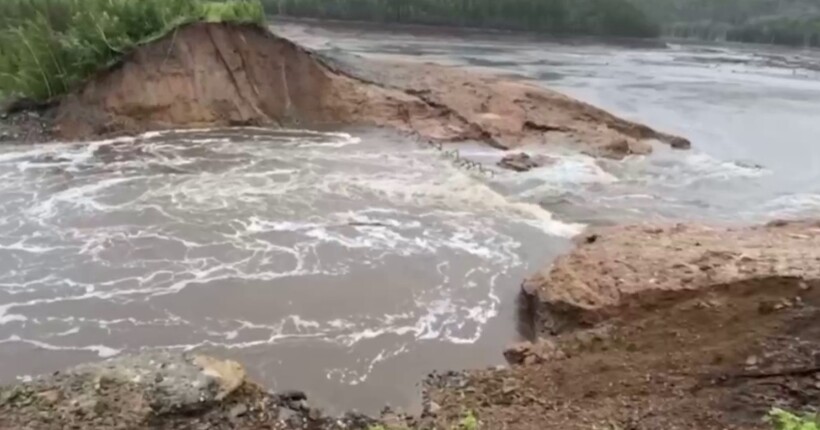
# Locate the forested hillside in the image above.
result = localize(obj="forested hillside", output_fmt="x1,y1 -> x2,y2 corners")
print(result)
629,0 -> 820,46
264,0 -> 820,46
262,0 -> 660,37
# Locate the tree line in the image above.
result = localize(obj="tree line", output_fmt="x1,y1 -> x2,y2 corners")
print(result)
263,0 -> 820,47
630,0 -> 820,47
261,0 -> 660,38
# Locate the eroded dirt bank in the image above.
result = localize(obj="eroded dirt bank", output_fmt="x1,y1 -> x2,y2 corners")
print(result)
51,22 -> 687,158
524,219 -> 820,336
425,220 -> 820,430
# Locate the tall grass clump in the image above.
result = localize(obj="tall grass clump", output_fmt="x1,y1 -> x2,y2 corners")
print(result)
0,0 -> 264,102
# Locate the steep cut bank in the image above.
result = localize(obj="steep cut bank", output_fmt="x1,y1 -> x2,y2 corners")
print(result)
423,219 -> 820,430
524,219 -> 820,336
53,22 -> 688,158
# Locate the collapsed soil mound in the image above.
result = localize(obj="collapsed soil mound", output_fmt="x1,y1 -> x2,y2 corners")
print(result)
523,219 -> 820,335
55,22 -> 688,158
422,221 -> 820,430
428,276 -> 820,430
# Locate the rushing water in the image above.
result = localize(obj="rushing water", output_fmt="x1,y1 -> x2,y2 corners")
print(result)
277,20 -> 820,224
2,21 -> 820,414
0,127 -> 573,411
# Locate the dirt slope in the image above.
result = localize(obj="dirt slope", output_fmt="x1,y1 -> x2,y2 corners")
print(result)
427,277 -> 820,430
524,220 -> 820,336
55,22 -> 688,158
424,220 -> 820,430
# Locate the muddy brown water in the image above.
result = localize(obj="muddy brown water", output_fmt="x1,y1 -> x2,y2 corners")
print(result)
277,20 -> 820,224
2,21 -> 820,414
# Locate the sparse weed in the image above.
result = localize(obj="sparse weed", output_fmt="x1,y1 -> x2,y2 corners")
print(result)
457,410 -> 479,430
767,408 -> 819,430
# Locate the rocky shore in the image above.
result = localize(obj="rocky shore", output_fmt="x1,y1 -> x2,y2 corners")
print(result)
0,352 -> 382,430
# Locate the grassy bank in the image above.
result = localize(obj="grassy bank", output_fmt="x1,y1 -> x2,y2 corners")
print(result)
0,0 -> 264,102
262,0 -> 659,38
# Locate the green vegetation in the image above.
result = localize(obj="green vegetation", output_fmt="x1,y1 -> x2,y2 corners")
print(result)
263,0 -> 659,38
629,0 -> 820,46
767,408 -> 820,430
457,410 -> 479,430
0,0 -> 264,101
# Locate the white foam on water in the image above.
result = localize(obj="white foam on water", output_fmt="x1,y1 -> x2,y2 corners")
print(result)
0,127 -> 577,389
0,314 -> 27,325
612,149 -> 770,187
0,335 -> 121,358
759,193 -> 820,218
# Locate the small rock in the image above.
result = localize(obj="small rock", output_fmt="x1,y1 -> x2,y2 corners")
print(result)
192,355 -> 246,401
230,404 -> 248,418
668,136 -> 691,149
745,355 -> 759,367
36,390 -> 61,405
428,401 -> 441,415
758,301 -> 773,314
497,152 -> 554,172
307,407 -> 322,421
799,281 -> 810,291
773,299 -> 792,311
278,407 -> 299,422
502,379 -> 518,395
381,409 -> 404,428
278,389 -> 307,402
296,399 -> 309,411
504,339 -> 564,365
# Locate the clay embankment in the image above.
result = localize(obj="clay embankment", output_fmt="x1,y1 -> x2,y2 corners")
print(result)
524,219 -> 820,335
424,219 -> 820,429
53,22 -> 688,158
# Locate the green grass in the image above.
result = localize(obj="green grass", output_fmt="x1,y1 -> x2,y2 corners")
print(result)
457,410 -> 479,430
768,408 -> 819,430
0,0 -> 264,102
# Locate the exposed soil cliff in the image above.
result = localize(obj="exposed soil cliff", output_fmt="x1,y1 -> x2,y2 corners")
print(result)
427,276 -> 820,430
53,22 -> 688,158
422,219 -> 820,430
523,219 -> 820,336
